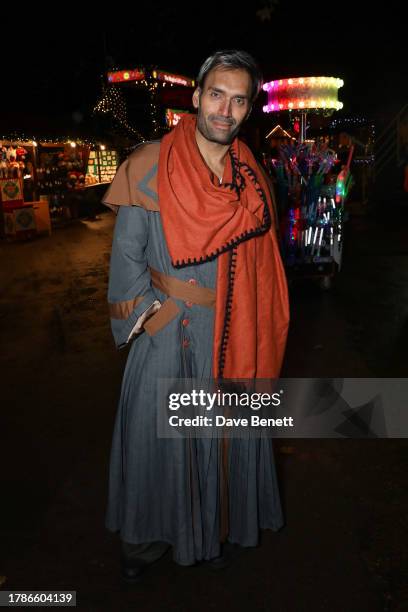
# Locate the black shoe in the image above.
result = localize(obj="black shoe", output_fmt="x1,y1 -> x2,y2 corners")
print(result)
120,541 -> 170,583
120,556 -> 148,584
206,543 -> 240,570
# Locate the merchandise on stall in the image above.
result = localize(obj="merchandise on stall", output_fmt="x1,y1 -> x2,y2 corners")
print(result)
272,141 -> 353,281
0,175 -> 24,204
3,204 -> 37,240
0,140 -> 34,200
36,144 -> 87,220
0,141 -> 36,239
1,143 -> 27,178
86,149 -> 119,185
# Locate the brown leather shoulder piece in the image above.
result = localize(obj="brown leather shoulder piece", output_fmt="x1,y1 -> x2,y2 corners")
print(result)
102,141 -> 161,213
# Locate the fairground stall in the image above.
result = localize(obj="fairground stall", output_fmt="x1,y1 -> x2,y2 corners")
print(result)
262,76 -> 353,288
0,138 -> 45,239
0,135 -> 119,239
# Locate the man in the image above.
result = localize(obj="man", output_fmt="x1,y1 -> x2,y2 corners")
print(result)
103,50 -> 289,582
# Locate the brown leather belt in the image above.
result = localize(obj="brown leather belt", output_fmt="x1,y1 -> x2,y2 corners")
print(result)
149,267 -> 216,308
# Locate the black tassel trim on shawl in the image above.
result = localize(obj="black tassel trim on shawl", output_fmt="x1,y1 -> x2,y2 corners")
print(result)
171,149 -> 271,269
217,246 -> 237,378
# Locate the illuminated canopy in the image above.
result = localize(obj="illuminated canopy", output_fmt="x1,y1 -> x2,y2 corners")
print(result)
262,76 -> 344,112
152,70 -> 195,87
106,69 -> 194,87
107,69 -> 145,83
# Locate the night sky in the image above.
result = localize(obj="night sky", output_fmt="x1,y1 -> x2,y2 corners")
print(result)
2,1 -> 406,134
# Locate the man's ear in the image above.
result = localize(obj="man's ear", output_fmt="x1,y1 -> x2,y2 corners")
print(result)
192,87 -> 201,109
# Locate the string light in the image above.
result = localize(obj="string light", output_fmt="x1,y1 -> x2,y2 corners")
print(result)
352,156 -> 375,164
93,81 -> 145,140
330,117 -> 373,126
93,66 -> 195,140
0,135 -> 97,146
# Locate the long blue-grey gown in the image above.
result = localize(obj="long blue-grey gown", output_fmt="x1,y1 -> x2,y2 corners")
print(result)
105,201 -> 284,566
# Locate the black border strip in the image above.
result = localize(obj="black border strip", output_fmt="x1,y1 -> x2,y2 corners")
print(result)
217,246 -> 238,378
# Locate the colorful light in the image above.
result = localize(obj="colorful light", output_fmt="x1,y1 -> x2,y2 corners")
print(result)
336,171 -> 346,203
263,75 -> 344,112
265,125 -> 294,140
153,70 -> 195,87
165,108 -> 191,127
107,69 -> 145,83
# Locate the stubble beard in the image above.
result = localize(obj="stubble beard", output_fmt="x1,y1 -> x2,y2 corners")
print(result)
196,110 -> 242,145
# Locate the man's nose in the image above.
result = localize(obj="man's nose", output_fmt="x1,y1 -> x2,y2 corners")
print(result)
219,98 -> 232,117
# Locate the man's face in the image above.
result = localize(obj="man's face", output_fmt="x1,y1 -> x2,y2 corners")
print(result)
192,67 -> 252,145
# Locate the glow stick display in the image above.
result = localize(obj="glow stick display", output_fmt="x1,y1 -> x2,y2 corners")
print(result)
271,139 -> 352,268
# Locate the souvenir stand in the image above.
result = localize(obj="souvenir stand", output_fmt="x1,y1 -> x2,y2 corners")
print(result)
0,136 -> 120,237
38,142 -> 119,222
263,76 -> 353,287
0,141 -> 38,239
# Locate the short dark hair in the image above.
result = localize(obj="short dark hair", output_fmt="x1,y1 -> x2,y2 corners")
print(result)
196,49 -> 263,104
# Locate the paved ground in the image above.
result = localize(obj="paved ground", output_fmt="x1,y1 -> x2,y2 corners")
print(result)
0,206 -> 407,611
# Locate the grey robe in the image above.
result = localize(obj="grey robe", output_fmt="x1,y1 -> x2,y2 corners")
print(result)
105,162 -> 284,566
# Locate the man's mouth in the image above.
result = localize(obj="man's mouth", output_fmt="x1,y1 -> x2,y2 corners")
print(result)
211,120 -> 233,130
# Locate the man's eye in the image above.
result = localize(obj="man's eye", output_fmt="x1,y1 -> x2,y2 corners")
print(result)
235,98 -> 245,105
210,91 -> 219,97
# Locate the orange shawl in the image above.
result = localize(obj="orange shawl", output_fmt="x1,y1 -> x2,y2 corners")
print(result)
158,115 -> 289,379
